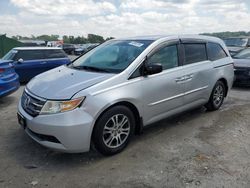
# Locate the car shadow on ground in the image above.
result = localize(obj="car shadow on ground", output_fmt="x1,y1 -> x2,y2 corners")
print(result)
138,107 -> 206,139
5,106 -> 207,172
0,96 -> 17,108
232,85 -> 250,91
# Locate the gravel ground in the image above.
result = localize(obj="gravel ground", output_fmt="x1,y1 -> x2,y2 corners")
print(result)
0,86 -> 250,188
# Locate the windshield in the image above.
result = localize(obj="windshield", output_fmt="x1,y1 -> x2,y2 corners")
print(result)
234,49 -> 250,59
2,50 -> 18,60
70,40 -> 153,73
224,38 -> 248,47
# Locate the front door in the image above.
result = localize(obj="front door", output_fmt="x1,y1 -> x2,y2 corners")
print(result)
141,42 -> 186,125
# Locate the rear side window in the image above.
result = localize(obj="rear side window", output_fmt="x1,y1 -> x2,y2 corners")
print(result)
207,42 -> 227,61
148,45 -> 178,70
44,50 -> 67,59
15,50 -> 45,61
183,44 -> 207,65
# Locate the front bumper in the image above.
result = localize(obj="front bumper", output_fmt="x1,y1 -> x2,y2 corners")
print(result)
234,69 -> 250,86
18,100 -> 95,153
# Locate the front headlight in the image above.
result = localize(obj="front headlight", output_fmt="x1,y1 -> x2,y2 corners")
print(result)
40,97 -> 85,115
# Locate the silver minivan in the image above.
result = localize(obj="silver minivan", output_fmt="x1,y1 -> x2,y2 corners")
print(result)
17,35 -> 234,155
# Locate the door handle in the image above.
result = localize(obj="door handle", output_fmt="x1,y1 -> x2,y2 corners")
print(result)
185,74 -> 194,81
175,74 -> 194,83
175,77 -> 186,83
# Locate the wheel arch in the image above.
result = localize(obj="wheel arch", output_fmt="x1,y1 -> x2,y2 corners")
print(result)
91,101 -> 143,142
218,77 -> 228,97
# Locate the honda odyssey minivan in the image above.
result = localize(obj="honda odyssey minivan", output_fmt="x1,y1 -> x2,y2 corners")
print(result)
17,35 -> 234,155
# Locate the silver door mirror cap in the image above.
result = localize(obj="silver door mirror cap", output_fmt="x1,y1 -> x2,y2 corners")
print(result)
17,58 -> 24,63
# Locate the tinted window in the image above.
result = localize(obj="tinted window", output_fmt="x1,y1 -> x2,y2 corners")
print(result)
207,42 -> 227,61
129,65 -> 143,79
44,49 -> 67,59
15,50 -> 45,61
224,38 -> 248,47
2,49 -> 18,60
148,45 -> 178,70
184,44 -> 207,64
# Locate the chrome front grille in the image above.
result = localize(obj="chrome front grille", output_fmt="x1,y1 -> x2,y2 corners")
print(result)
21,90 -> 46,117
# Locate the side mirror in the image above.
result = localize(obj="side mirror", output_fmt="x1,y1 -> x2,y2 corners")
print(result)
144,63 -> 163,75
17,58 -> 24,64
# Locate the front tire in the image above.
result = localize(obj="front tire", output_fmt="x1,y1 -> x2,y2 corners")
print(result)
205,81 -> 226,111
92,106 -> 135,156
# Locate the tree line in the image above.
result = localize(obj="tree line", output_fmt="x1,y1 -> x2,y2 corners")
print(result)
11,34 -> 114,44
11,31 -> 250,44
201,31 -> 250,38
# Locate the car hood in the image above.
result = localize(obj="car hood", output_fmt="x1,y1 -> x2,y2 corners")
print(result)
233,58 -> 250,68
227,46 -> 244,52
27,65 -> 115,100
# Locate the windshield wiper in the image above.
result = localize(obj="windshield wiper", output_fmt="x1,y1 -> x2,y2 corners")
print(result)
73,65 -> 111,73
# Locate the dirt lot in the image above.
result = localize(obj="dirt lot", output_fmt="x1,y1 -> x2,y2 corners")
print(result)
0,86 -> 250,188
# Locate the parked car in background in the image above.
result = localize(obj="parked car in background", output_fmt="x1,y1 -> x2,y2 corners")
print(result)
17,35 -> 234,155
0,60 -> 19,97
59,44 -> 75,55
2,47 -> 70,82
74,43 -> 100,55
233,48 -> 250,86
223,37 -> 250,56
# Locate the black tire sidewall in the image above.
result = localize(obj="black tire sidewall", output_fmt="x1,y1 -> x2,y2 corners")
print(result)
93,106 -> 135,155
207,81 -> 225,110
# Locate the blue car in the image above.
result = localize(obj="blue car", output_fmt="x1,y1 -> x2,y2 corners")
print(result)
0,60 -> 20,97
2,47 -> 71,82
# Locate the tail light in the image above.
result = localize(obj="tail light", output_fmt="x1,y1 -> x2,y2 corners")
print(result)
0,69 -> 5,77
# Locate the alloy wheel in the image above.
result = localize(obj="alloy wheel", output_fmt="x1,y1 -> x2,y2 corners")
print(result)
102,114 -> 130,149
213,84 -> 224,107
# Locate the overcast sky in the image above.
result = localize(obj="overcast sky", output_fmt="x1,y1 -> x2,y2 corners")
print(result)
0,0 -> 250,38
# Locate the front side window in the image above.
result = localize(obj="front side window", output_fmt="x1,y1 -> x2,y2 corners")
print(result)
147,45 -> 178,70
207,42 -> 227,61
2,50 -> 18,60
71,40 -> 153,73
184,44 -> 207,65
15,50 -> 45,61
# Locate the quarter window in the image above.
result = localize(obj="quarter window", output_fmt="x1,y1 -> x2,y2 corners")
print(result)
44,50 -> 67,59
183,44 -> 207,64
207,42 -> 227,61
147,45 -> 178,70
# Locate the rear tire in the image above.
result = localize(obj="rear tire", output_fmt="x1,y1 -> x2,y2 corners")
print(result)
205,81 -> 226,111
92,106 -> 135,156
